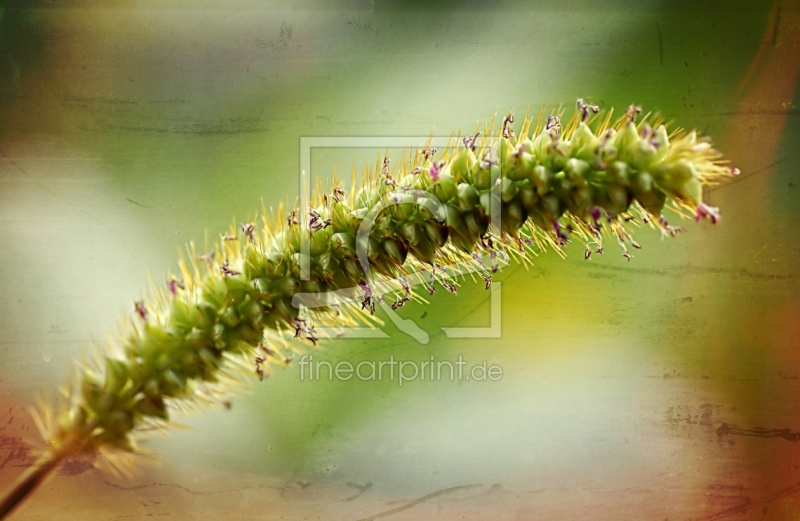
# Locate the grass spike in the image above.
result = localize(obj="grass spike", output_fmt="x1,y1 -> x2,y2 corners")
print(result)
0,101 -> 739,519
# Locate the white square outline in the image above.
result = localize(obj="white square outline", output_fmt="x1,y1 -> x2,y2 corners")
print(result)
297,136 -> 502,342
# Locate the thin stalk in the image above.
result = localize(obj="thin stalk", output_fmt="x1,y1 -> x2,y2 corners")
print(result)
0,451 -> 66,519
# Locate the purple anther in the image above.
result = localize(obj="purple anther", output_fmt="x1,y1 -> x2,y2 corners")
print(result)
287,209 -> 299,227
546,115 -> 561,132
308,210 -> 331,231
134,300 -> 148,322
392,294 -> 411,310
241,222 -> 255,241
669,226 -> 686,237
480,150 -> 498,170
502,112 -> 515,139
480,232 -> 496,250
472,252 -> 488,269
168,277 -> 185,296
517,236 -> 533,252
382,157 -> 390,176
625,105 -> 642,123
490,250 -> 499,273
463,132 -> 480,152
308,209 -> 320,228
221,260 -> 241,276
430,160 -> 443,182
358,279 -> 376,315
576,98 -> 599,122
553,219 -> 569,244
293,317 -> 318,346
399,276 -> 411,294
695,203 -> 721,224
419,146 -> 437,161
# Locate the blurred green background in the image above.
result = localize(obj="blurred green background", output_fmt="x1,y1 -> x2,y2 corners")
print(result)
1,0 -> 799,519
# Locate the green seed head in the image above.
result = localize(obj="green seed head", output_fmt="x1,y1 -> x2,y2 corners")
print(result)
36,101 -> 737,469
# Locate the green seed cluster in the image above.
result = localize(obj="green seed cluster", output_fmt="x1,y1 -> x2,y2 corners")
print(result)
42,104 -> 735,464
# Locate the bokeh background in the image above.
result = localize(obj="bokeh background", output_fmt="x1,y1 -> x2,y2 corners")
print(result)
1,0 -> 799,519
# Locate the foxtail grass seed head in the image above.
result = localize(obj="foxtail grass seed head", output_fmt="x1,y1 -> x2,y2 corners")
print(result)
18,101 -> 738,495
